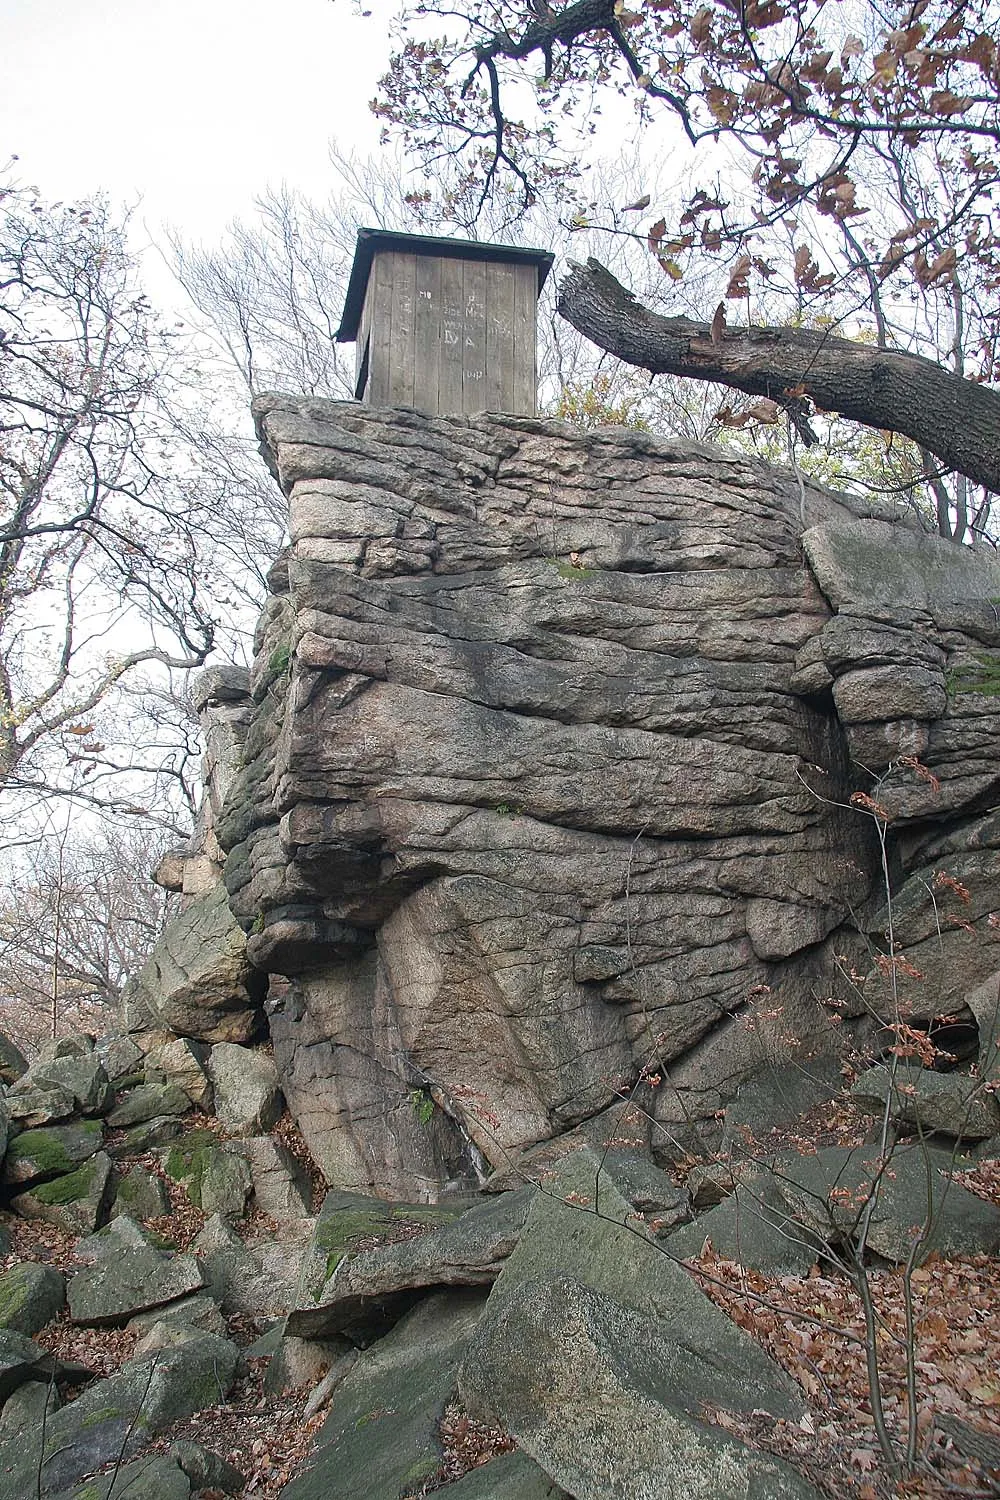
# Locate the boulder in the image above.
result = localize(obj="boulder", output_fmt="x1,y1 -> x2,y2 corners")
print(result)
0,1032 -> 27,1086
199,1146 -> 252,1218
667,1175 -> 821,1276
0,1262 -> 65,1337
5,1084 -> 76,1129
160,1129 -> 232,1209
12,1054 -> 113,1116
462,1275 -> 821,1500
193,1213 -> 286,1316
769,1144 -> 1000,1264
45,1453 -> 193,1500
110,1115 -> 185,1155
230,1134 -> 312,1219
850,1065 -> 1000,1142
127,1292 -> 227,1340
1,1119 -> 103,1187
293,1189 -> 469,1337
94,1032 -> 144,1085
289,1187 -> 532,1342
144,1035 -> 213,1109
109,1164 -> 170,1221
437,1451 -> 572,1500
463,1150 -> 805,1423
106,1079 -> 192,1129
0,1377 -> 60,1436
279,1291 -> 487,1500
68,1241 -> 205,1326
124,881 -> 264,1045
0,1328 -> 68,1402
0,1333 -> 240,1498
207,1042 -> 282,1135
10,1151 -> 114,1234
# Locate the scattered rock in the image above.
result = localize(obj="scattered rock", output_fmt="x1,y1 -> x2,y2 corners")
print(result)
110,1164 -> 170,1221
5,1084 -> 77,1130
68,1241 -> 205,1326
94,1032 -> 144,1085
230,1134 -> 312,1218
850,1065 -> 1000,1142
106,1079 -> 192,1129
10,1150 -> 114,1234
145,1035 -> 213,1109
0,1032 -> 27,1086
0,1333 -> 240,1498
668,1175 -> 821,1275
279,1291 -> 487,1500
462,1275 -> 822,1500
199,1146 -> 252,1218
770,1144 -> 1000,1264
289,1188 -> 532,1342
0,1262 -> 66,1336
193,1213 -> 285,1316
1,1119 -> 103,1187
208,1042 -> 282,1135
124,881 -> 264,1045
14,1053 -> 113,1117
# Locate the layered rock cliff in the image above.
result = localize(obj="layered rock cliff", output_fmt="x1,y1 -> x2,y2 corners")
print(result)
197,398 -> 1000,1200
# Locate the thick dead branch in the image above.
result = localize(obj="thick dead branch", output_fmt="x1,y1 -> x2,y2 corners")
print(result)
557,258 -> 1000,497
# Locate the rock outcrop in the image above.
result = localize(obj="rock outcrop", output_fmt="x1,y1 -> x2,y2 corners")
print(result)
209,398 -> 1000,1197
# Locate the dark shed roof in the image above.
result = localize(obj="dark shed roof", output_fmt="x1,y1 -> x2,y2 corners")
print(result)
335,228 -> 555,341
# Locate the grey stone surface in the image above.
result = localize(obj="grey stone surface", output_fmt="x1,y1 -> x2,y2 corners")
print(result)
280,1291 -> 487,1500
199,1145 -> 253,1218
145,1036 -> 213,1109
462,1275 -> 821,1500
5,1084 -> 77,1129
851,1065 -> 1000,1141
110,1164 -> 171,1221
107,1079 -> 193,1128
466,1149 -> 804,1421
289,1187 -> 532,1341
0,1328 -> 64,1402
770,1144 -> 1000,1264
0,1333 -> 240,1498
208,1043 -> 283,1135
0,1262 -> 66,1336
193,1212 -> 287,1316
668,1177 -> 821,1275
95,1033 -> 144,1085
0,1032 -> 27,1086
13,1054 -> 113,1117
68,1243 -> 205,1326
1,1119 -> 103,1187
0,1376 -> 60,1436
437,1451 -> 571,1499
125,881 -> 264,1045
45,1453 -> 193,1500
198,404 -> 1000,1201
231,1134 -> 312,1219
10,1150 -> 114,1234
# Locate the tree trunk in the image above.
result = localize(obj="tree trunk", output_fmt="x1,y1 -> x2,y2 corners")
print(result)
557,259 -> 1000,498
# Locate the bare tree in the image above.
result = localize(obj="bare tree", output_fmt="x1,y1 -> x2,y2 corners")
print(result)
0,825 -> 169,1052
0,179 -> 219,821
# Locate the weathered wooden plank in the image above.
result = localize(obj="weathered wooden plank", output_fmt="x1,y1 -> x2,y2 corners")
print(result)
413,253 -> 442,416
385,251 -> 418,408
438,255 -> 466,415
512,262 -> 538,416
484,263 -> 516,413
366,254 -> 395,408
462,257 -> 488,413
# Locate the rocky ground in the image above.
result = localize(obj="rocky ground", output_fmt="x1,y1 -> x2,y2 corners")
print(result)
1,1024 -> 999,1500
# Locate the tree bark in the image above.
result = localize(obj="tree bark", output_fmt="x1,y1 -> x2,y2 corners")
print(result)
557,259 -> 1000,497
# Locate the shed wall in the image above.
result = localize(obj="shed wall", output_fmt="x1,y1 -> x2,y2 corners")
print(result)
357,251 -> 538,416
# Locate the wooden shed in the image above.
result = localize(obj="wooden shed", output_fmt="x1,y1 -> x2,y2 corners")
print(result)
335,228 -> 554,417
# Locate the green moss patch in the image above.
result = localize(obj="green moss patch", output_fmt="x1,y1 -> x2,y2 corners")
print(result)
163,1128 -> 220,1208
30,1158 -> 98,1205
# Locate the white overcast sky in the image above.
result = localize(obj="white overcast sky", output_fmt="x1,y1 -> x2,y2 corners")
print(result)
1,0 -> 392,266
